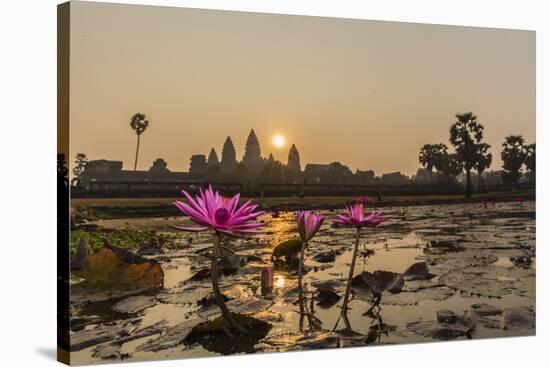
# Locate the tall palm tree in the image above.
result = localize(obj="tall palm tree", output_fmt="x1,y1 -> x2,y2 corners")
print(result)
474,143 -> 492,192
449,112 -> 486,198
419,144 -> 440,181
130,113 -> 149,171
501,135 -> 526,188
524,143 -> 536,183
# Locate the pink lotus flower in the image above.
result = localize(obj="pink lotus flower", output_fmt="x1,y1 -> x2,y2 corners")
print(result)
172,185 -> 265,237
333,204 -> 385,228
403,199 -> 413,206
515,196 -> 526,203
297,211 -> 325,242
356,196 -> 374,205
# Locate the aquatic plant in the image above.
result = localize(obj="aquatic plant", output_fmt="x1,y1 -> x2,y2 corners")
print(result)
401,198 -> 413,215
333,204 -> 385,331
172,185 -> 265,334
356,196 -> 374,205
296,211 -> 325,329
481,199 -> 496,209
515,196 -> 526,207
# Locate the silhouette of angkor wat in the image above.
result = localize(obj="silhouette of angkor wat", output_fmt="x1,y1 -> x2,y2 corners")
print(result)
76,129 -> 413,189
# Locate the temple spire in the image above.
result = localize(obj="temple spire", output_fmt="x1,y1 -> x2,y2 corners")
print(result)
287,144 -> 301,172
242,129 -> 262,163
220,136 -> 237,173
207,148 -> 220,168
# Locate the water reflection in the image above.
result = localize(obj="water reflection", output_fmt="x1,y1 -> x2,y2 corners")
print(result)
274,274 -> 286,289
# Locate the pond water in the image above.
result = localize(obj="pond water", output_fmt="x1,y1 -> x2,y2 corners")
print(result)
70,200 -> 536,364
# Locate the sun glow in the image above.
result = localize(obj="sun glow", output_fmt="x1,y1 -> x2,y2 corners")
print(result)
272,134 -> 286,148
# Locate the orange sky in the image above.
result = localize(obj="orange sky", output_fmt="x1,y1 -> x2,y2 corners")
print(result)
69,1 -> 535,176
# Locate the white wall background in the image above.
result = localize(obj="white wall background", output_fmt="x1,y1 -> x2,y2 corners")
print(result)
0,0 -> 547,366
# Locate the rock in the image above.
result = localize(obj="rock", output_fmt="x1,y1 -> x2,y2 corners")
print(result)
72,240 -> 164,289
112,295 -> 157,314
403,262 -> 434,281
501,307 -> 535,330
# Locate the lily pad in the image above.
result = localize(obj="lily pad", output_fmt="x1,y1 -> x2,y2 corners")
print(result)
352,271 -> 404,298
185,313 -> 272,354
112,296 -> 157,314
501,307 -> 535,330
407,310 -> 476,340
72,241 -> 164,289
136,320 -> 197,353
272,239 -> 302,260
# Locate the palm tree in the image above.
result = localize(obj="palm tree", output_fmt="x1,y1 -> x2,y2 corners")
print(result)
72,153 -> 88,186
130,113 -> 149,171
501,135 -> 526,188
449,112 -> 486,198
474,143 -> 492,192
419,144 -> 441,181
524,143 -> 536,183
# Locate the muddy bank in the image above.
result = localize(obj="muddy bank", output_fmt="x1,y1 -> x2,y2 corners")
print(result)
72,190 -> 534,220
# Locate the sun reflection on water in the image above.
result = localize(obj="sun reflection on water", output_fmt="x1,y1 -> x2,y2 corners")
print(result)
274,274 -> 286,289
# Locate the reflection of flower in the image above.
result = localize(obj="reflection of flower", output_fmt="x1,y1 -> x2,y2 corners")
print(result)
356,196 -> 374,205
172,185 -> 264,237
297,211 -> 325,242
333,204 -> 385,228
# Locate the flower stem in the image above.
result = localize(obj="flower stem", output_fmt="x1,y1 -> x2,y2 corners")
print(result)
339,228 -> 361,331
211,232 -> 247,334
298,240 -> 307,331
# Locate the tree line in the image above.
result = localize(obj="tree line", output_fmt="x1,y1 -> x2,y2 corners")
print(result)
419,112 -> 535,197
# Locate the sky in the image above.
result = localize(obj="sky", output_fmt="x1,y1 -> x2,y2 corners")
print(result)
69,1 -> 535,176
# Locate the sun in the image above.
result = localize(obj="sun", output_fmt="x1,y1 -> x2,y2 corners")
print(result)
272,134 -> 286,148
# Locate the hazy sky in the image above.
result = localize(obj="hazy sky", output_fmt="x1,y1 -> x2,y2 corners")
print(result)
70,1 -> 535,176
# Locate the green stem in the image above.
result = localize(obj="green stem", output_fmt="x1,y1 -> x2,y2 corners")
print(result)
211,232 -> 247,334
298,240 -> 307,331
339,228 -> 361,331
